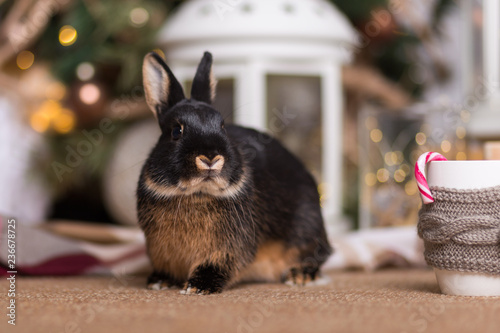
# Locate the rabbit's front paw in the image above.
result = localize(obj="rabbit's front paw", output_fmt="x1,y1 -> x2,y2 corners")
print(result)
180,283 -> 214,295
180,280 -> 223,295
180,264 -> 228,295
147,281 -> 172,290
147,271 -> 177,290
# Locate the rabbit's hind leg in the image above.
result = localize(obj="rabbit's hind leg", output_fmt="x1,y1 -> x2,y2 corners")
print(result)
283,266 -> 318,286
283,240 -> 332,286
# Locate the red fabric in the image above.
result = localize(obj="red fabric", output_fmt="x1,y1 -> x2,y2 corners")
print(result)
0,254 -> 100,276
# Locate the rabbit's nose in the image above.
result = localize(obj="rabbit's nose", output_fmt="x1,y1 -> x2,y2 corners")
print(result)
195,155 -> 224,171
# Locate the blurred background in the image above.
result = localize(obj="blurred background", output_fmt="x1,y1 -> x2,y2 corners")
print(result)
0,0 -> 495,236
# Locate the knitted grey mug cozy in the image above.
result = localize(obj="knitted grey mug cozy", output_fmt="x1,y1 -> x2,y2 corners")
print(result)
418,186 -> 500,275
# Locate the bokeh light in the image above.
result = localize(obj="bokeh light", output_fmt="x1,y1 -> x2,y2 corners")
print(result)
415,132 -> 426,145
456,151 -> 467,160
130,7 -> 150,27
79,83 -> 101,105
59,25 -> 77,46
39,100 -> 62,119
456,126 -> 466,139
394,169 -> 406,183
365,173 -> 377,186
30,112 -> 50,133
53,109 -> 76,134
30,100 -> 76,134
370,129 -> 383,143
441,140 -> 451,153
16,51 -> 35,70
376,168 -> 389,183
45,81 -> 67,100
405,180 -> 418,196
76,62 -> 95,81
384,152 -> 400,166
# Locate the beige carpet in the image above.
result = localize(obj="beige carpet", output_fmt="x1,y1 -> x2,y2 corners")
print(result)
1,269 -> 499,333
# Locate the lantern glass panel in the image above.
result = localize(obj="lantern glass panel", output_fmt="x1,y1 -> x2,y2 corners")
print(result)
185,78 -> 234,123
358,105 -> 425,228
266,75 -> 322,182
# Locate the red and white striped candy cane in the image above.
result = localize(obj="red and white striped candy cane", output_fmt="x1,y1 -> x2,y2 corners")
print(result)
414,152 -> 447,204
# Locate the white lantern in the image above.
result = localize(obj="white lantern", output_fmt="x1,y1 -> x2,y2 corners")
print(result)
157,0 -> 358,232
463,0 -> 500,138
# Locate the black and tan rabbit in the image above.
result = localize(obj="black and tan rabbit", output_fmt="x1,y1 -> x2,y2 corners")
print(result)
136,51 -> 332,294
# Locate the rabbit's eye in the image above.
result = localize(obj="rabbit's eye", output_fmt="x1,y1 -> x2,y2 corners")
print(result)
221,122 -> 225,129
171,125 -> 183,140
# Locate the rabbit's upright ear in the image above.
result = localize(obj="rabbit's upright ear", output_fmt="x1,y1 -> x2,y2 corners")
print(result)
191,52 -> 217,104
142,52 -> 185,118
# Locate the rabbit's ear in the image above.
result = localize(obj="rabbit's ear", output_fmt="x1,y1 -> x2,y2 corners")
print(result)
142,52 -> 185,117
191,52 -> 217,104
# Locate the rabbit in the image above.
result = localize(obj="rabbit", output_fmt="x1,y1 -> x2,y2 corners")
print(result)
136,51 -> 332,295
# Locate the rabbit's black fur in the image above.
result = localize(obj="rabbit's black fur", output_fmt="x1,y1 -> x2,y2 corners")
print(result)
137,52 -> 332,294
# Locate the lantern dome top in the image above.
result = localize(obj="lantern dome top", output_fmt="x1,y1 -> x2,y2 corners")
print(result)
158,0 -> 358,63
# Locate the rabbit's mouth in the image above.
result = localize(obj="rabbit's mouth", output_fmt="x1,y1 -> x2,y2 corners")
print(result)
203,175 -> 215,182
143,168 -> 248,199
200,169 -> 222,180
186,174 -> 227,191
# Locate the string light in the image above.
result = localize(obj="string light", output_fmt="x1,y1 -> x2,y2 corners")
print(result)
456,152 -> 467,160
16,51 -> 35,70
59,25 -> 77,46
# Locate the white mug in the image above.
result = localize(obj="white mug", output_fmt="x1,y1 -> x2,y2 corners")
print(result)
427,160 -> 500,296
